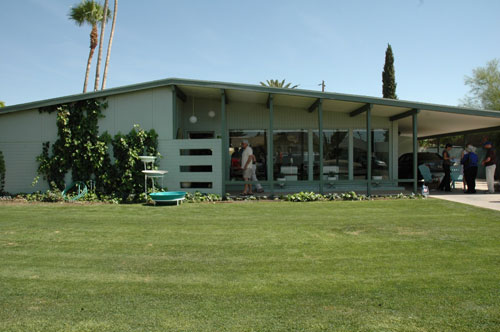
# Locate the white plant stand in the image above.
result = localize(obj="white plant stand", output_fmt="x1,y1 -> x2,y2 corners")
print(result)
142,170 -> 168,193
139,156 -> 167,193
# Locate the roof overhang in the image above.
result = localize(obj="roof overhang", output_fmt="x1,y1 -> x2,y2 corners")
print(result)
2,77 -> 500,138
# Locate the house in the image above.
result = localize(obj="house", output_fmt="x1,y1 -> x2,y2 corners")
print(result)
1,78 -> 500,196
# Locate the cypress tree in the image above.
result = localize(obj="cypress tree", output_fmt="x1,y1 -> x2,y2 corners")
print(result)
382,44 -> 397,99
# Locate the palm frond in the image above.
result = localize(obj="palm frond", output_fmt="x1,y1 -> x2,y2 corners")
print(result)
259,79 -> 299,89
69,0 -> 110,26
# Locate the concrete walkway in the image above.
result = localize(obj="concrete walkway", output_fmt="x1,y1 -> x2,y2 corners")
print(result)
429,180 -> 500,211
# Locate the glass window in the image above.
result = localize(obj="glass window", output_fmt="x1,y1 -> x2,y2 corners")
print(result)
353,129 -> 390,180
229,130 -> 267,181
313,130 -> 349,180
273,130 -> 308,180
373,129 -> 389,180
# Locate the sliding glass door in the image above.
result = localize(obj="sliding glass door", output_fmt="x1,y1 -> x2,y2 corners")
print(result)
273,130 -> 308,180
353,129 -> 390,180
229,130 -> 267,181
313,130 -> 349,180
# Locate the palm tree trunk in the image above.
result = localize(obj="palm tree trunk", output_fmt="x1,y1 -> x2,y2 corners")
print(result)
94,0 -> 109,91
83,24 -> 99,93
102,0 -> 117,90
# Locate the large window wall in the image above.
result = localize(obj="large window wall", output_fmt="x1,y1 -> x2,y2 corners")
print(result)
228,128 -> 392,182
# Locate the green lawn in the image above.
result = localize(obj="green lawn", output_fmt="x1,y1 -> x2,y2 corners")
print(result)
1,200 -> 499,332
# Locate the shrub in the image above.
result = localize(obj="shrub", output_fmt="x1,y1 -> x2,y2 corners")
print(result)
284,192 -> 325,202
185,192 -> 222,203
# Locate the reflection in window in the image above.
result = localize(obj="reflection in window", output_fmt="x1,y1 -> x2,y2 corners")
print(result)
353,129 -> 390,180
313,130 -> 349,180
273,130 -> 308,180
229,130 -> 267,181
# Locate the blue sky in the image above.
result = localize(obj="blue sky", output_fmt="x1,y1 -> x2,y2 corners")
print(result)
1,0 -> 499,107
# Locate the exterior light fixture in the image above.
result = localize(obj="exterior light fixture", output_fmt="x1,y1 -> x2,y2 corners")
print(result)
190,96 -> 198,124
208,110 -> 216,118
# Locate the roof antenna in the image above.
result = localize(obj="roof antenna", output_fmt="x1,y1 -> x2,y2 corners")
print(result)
318,80 -> 325,92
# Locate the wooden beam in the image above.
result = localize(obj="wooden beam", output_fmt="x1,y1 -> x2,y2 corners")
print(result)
267,94 -> 274,196
318,99 -> 324,194
220,89 -> 227,195
366,106 -> 372,196
174,85 -> 187,103
389,108 -> 420,122
349,103 -> 370,117
308,98 -> 321,112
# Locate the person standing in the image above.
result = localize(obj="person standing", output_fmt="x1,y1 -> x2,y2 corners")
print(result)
461,144 -> 478,194
240,140 -> 253,195
460,146 -> 468,192
438,143 -> 453,192
481,141 -> 496,193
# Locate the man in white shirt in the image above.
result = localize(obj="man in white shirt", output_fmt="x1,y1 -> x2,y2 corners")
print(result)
240,140 -> 253,195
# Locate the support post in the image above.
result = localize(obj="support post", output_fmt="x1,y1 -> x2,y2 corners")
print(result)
412,111 -> 419,194
318,99 -> 324,194
348,129 -> 353,180
267,94 -> 274,196
221,90 -> 227,196
366,104 -> 372,196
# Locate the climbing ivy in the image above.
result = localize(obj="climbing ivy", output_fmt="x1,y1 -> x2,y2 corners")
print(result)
109,125 -> 159,198
36,99 -> 159,201
37,99 -> 109,189
0,150 -> 6,194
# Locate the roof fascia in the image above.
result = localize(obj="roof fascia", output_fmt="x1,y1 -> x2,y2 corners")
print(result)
2,77 -> 500,119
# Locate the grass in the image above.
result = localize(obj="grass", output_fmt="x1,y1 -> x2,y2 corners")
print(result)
0,199 -> 499,332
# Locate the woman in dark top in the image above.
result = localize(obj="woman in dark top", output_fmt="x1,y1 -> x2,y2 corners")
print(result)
438,143 -> 453,192
461,144 -> 478,194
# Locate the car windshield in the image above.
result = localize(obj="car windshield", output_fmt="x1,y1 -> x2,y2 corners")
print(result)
419,153 -> 442,162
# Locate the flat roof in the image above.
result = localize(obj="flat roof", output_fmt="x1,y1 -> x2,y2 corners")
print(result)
2,77 -> 500,137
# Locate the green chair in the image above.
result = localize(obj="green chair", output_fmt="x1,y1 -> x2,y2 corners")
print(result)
450,165 -> 463,189
418,164 -> 433,184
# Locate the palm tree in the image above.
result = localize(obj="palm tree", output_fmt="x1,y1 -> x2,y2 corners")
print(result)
94,0 -> 109,91
69,0 -> 110,93
101,0 -> 117,90
260,79 -> 299,89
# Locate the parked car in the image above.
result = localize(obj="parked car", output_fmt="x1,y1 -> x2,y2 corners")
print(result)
398,152 -> 444,180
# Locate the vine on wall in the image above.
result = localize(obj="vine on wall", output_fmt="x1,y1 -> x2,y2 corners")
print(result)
36,99 -> 159,200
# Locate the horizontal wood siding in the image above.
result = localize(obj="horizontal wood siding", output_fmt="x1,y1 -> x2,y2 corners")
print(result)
0,142 -> 47,193
104,86 -> 173,138
0,109 -> 59,193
